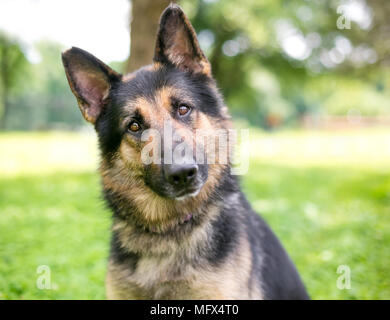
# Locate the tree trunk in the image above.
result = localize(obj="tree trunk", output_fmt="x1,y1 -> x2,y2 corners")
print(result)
125,0 -> 176,73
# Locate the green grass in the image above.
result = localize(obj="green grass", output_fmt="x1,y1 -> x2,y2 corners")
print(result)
244,164 -> 390,299
0,172 -> 109,299
0,129 -> 389,299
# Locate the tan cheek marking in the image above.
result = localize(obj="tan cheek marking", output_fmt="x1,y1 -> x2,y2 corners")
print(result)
101,158 -> 172,224
119,139 -> 143,166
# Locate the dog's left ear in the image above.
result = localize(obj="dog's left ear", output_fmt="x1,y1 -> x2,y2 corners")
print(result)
154,4 -> 211,76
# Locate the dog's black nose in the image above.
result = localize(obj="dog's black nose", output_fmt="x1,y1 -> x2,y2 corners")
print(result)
164,164 -> 198,188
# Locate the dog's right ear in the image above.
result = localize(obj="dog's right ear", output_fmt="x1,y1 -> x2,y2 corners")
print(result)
62,47 -> 122,124
154,4 -> 211,76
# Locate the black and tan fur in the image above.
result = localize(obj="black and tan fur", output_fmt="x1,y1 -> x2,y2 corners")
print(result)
62,4 -> 309,300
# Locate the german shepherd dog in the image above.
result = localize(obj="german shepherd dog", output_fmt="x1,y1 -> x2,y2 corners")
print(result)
62,4 -> 309,300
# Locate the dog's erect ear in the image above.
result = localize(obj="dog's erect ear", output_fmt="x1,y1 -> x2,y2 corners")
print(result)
154,4 -> 211,76
61,47 -> 122,124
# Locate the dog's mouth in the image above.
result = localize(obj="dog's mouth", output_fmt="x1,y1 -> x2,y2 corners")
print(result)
174,185 -> 202,201
145,178 -> 205,200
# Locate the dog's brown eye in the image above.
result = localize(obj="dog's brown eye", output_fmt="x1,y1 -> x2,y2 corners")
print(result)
178,104 -> 191,116
128,121 -> 141,132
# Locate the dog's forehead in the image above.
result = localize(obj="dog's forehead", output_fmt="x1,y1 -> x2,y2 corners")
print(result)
108,65 -> 222,121
114,66 -> 194,108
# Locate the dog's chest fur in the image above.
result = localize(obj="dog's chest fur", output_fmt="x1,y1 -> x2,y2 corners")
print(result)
106,218 -> 264,300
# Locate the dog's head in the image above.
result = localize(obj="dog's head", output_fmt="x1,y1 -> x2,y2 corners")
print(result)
62,5 -> 231,214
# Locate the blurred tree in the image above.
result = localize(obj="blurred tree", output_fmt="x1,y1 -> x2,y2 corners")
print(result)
125,0 -> 177,73
33,41 -> 84,129
5,41 -> 85,130
0,33 -> 28,129
179,0 -> 390,127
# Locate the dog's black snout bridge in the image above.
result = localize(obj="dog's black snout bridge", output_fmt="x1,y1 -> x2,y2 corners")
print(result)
164,164 -> 198,188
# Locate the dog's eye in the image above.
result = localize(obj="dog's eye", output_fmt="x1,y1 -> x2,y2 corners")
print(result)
178,104 -> 191,116
128,121 -> 141,133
